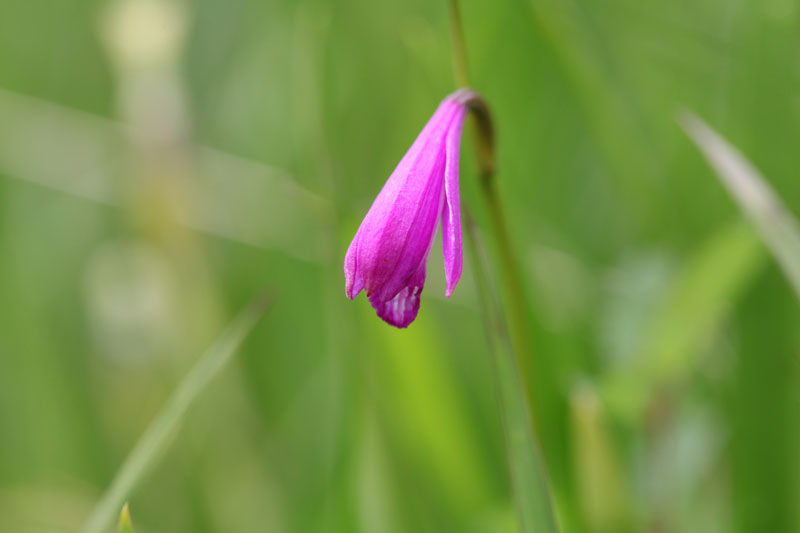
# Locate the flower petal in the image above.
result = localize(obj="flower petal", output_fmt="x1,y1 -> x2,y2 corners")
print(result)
369,261 -> 427,328
441,104 -> 466,297
344,228 -> 363,299
343,90 -> 472,328
346,99 -> 463,303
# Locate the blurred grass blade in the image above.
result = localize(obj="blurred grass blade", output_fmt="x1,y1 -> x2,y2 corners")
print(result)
463,210 -> 559,532
603,222 -> 764,423
82,292 -> 274,533
524,0 -> 658,203
493,336 -> 560,533
570,383 -> 633,533
680,111 -> 800,300
370,317 -> 493,515
0,88 -> 327,261
118,503 -> 134,533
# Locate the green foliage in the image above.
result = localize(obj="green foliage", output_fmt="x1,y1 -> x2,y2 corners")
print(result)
0,0 -> 798,531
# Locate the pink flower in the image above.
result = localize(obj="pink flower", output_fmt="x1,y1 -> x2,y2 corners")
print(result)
344,89 -> 474,328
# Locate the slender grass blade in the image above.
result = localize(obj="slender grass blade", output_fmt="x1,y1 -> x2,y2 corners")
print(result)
463,209 -> 559,532
681,111 -> 800,300
82,292 -> 273,533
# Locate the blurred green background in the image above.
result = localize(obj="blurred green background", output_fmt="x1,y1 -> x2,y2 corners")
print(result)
1,0 -> 799,531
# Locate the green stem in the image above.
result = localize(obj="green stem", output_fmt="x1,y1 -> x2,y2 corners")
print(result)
447,2 -> 558,531
447,0 -> 537,431
447,0 -> 470,88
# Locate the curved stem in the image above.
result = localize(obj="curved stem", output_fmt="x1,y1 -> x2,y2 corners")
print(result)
447,2 -> 558,531
447,0 -> 537,430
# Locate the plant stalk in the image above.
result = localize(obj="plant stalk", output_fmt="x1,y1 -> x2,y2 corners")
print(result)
447,2 -> 558,531
448,0 -> 537,430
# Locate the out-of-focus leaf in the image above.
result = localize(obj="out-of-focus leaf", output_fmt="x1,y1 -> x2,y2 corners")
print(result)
523,0 -> 658,203
603,222 -> 764,422
642,222 -> 763,380
681,111 -> 800,300
81,293 -> 272,533
368,315 -> 492,519
0,88 -> 327,261
570,383 -> 633,533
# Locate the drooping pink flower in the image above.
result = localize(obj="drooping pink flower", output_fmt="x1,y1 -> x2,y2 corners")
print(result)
344,89 -> 474,328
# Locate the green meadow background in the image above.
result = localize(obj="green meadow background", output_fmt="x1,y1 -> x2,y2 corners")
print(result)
1,0 -> 799,531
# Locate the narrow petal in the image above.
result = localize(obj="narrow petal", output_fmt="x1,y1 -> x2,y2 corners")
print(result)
441,105 -> 466,297
369,261 -> 427,328
343,229 -> 363,299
